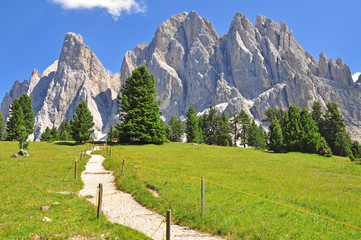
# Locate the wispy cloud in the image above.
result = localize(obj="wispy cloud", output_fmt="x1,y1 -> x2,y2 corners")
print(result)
49,0 -> 146,20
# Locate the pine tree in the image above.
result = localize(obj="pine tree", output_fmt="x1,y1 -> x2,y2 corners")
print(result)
268,119 -> 284,153
311,101 -> 325,136
117,65 -> 165,144
202,106 -> 219,145
257,124 -> 268,149
41,127 -> 53,142
70,101 -> 95,143
230,112 -> 240,147
167,116 -> 184,142
239,110 -> 251,148
0,111 -> 5,140
323,103 -> 349,155
185,106 -> 201,143
6,99 -> 25,141
248,121 -> 267,149
18,93 -> 34,135
215,112 -> 232,146
108,124 -> 115,141
18,125 -> 28,149
51,126 -> 59,141
350,141 -> 361,159
283,105 -> 301,151
262,108 -> 286,126
59,118 -> 71,140
60,130 -> 69,141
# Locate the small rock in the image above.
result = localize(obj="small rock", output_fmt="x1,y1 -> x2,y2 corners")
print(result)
192,143 -> 198,146
42,217 -> 51,222
18,150 -> 29,157
53,202 -> 60,205
41,205 -> 51,211
11,153 -> 18,158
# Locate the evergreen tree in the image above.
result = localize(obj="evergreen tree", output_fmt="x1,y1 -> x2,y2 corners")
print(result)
257,124 -> 268,149
18,93 -> 34,135
167,116 -> 184,142
117,65 -> 165,144
215,112 -> 232,146
283,105 -> 301,151
185,106 -> 201,143
350,141 -> 361,159
70,101 -> 95,143
262,108 -> 286,126
230,112 -> 240,147
60,130 -> 70,141
6,99 -> 25,141
59,118 -> 71,140
41,127 -> 53,142
268,119 -> 284,153
0,111 -> 5,140
202,106 -> 219,145
239,110 -> 251,148
18,125 -> 28,149
323,103 -> 349,155
299,108 -> 329,154
51,126 -> 59,141
108,124 -> 115,141
248,121 -> 267,149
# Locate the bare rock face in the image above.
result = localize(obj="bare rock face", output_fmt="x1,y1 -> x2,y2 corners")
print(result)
1,79 -> 29,121
120,11 -> 361,140
1,33 -> 121,140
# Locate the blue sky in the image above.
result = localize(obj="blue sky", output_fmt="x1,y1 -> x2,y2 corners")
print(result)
1,0 -> 361,102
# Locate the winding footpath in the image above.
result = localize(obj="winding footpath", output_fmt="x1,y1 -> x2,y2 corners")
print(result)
78,148 -> 223,240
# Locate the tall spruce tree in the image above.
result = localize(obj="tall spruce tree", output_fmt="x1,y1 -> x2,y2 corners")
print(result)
268,119 -> 284,153
59,118 -> 71,140
6,99 -> 25,141
262,108 -> 286,126
41,127 -> 53,142
167,116 -> 184,142
0,111 -> 5,140
248,121 -> 268,149
283,105 -> 302,151
51,126 -> 59,141
215,112 -> 232,146
185,106 -> 201,143
70,101 -> 95,143
18,93 -> 34,136
117,65 -> 165,144
230,112 -> 240,147
202,106 -> 219,145
108,124 -> 115,141
239,110 -> 251,148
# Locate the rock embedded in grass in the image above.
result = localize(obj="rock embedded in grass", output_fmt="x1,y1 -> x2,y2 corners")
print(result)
18,150 -> 29,157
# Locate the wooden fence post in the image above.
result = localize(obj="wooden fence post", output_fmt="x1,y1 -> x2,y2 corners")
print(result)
201,177 -> 205,217
166,209 -> 171,240
121,159 -> 125,175
109,148 -> 112,157
97,183 -> 103,218
74,160 -> 77,179
80,151 -> 82,160
84,149 -> 86,157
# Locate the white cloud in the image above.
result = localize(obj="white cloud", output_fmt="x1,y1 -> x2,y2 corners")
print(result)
49,0 -> 146,20
352,72 -> 361,82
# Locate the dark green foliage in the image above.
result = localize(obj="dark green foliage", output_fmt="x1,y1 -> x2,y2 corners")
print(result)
18,93 -> 34,135
201,106 -> 219,145
70,101 -> 95,143
262,108 -> 287,126
299,108 -> 329,154
185,106 -> 201,143
108,124 -> 115,141
167,116 -> 184,142
59,118 -> 71,140
283,105 -> 302,151
117,65 -> 165,144
51,126 -> 59,141
6,99 -> 25,141
248,121 -> 267,149
333,131 -> 351,157
268,119 -> 284,153
41,127 -> 53,142
216,112 -> 232,146
0,111 -> 5,140
350,141 -> 361,159
323,103 -> 349,156
230,113 -> 240,147
239,110 -> 251,148
311,101 -> 324,133
18,125 -> 28,149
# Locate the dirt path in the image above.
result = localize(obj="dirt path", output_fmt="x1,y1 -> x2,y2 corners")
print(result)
78,149 -> 223,240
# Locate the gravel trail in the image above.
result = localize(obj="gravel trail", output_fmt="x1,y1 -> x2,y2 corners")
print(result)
78,149 -> 224,240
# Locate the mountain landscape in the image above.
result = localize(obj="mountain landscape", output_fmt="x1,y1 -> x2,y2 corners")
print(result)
2,11 -> 361,140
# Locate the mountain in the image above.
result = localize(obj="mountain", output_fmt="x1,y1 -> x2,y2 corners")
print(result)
2,11 -> 361,141
1,33 -> 121,140
120,11 -> 361,140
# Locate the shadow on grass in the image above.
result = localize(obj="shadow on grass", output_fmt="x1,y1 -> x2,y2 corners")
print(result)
54,142 -> 79,146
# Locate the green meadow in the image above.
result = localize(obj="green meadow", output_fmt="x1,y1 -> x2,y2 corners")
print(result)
0,141 -> 147,239
101,142 -> 361,239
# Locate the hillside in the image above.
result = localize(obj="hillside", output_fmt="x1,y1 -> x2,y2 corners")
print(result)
102,143 -> 361,239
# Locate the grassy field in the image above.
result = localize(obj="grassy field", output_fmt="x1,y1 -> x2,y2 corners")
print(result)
0,141 -> 148,239
101,142 -> 361,239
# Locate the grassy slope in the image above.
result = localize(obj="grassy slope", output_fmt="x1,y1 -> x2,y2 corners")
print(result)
102,142 -> 361,239
0,141 -> 148,240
